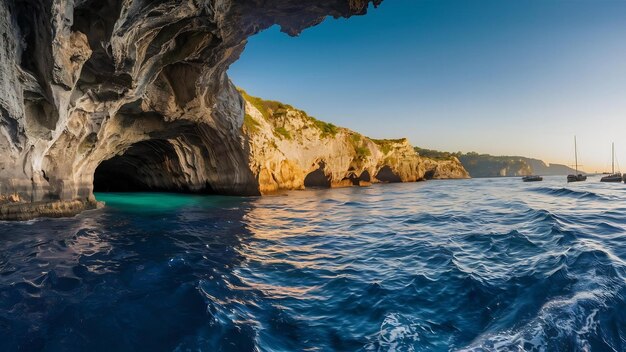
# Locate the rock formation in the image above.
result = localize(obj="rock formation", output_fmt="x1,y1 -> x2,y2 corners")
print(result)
240,90 -> 469,193
0,0 -> 467,220
0,0 -> 383,219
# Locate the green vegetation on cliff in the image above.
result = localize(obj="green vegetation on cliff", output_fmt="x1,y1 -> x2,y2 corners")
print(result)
310,117 -> 340,138
347,133 -> 371,162
414,147 -> 457,161
274,126 -> 292,140
239,89 -> 339,138
239,89 -> 293,121
243,113 -> 261,133
354,146 -> 371,159
373,138 -> 406,155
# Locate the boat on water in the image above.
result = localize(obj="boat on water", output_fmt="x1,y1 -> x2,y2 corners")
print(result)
600,142 -> 621,182
568,174 -> 587,182
567,136 -> 587,183
601,175 -> 621,182
522,175 -> 543,182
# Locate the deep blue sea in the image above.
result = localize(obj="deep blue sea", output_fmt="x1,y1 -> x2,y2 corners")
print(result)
1,176 -> 625,351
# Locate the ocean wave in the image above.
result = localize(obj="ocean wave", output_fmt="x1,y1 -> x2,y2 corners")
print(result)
458,246 -> 626,352
531,187 -> 615,201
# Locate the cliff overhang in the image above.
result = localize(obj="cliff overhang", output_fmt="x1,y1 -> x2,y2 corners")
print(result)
0,0 -> 382,220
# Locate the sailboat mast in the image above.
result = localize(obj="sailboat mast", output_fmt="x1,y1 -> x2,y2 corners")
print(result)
575,136 -> 578,174
612,142 -> 615,174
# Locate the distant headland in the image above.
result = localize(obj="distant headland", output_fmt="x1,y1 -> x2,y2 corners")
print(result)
415,148 -> 578,178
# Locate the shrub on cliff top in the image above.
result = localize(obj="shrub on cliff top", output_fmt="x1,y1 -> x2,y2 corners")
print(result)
310,117 -> 339,138
372,138 -> 406,144
238,89 -> 293,121
414,147 -> 458,160
238,88 -> 342,138
372,138 -> 406,155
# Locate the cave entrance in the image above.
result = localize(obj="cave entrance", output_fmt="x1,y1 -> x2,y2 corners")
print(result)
304,162 -> 331,188
424,170 -> 436,180
375,166 -> 402,183
359,170 -> 371,183
93,139 -> 192,193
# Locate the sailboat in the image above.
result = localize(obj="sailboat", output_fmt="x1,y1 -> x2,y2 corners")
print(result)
567,136 -> 587,182
600,142 -> 621,182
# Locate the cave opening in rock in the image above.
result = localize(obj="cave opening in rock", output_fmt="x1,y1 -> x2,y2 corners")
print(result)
359,170 -> 371,183
424,170 -> 436,180
93,139 -> 209,193
375,166 -> 402,183
304,163 -> 331,188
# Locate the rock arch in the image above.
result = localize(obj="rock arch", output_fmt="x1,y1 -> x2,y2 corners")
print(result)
0,0 -> 382,219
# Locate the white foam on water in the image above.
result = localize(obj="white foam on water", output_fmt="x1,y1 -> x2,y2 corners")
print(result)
457,287 -> 610,352
365,313 -> 437,352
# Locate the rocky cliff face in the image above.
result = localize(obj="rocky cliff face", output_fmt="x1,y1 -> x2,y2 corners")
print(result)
240,91 -> 469,193
0,0 -> 467,220
0,0 -> 383,219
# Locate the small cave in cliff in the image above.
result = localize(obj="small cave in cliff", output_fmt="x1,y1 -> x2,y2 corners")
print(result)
304,163 -> 331,188
359,171 -> 371,183
93,139 -> 206,193
375,166 -> 402,183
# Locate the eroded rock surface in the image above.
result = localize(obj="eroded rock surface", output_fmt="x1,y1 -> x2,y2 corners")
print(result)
240,91 -> 469,193
0,0 -> 382,219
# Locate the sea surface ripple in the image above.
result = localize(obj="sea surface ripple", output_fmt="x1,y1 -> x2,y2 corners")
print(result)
1,176 -> 625,351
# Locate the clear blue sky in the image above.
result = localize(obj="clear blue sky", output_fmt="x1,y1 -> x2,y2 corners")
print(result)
229,0 -> 626,172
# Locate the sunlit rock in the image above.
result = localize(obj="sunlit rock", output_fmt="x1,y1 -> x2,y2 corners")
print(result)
240,90 -> 469,193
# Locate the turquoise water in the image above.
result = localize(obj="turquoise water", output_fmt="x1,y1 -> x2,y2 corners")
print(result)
94,192 -> 237,212
1,176 -> 625,351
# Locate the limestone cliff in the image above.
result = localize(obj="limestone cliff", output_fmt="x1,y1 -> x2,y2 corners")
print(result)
240,91 -> 469,193
0,0 -> 382,219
